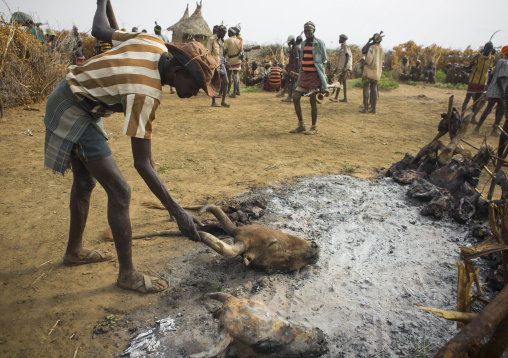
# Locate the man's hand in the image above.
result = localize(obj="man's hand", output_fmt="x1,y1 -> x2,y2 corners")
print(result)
175,209 -> 203,242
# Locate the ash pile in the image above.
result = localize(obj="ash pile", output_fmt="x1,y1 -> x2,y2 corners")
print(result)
385,94 -> 508,224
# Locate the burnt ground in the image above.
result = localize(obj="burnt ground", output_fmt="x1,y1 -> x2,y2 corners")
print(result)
0,84 -> 505,357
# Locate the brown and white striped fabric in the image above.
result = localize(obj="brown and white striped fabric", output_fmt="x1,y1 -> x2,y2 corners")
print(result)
66,31 -> 167,139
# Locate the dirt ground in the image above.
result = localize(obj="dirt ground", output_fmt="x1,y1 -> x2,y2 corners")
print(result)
0,83 -> 503,357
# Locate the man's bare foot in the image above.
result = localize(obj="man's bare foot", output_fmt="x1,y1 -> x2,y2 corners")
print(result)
117,271 -> 168,293
63,249 -> 113,266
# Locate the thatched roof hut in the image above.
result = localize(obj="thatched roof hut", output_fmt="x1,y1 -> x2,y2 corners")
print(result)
168,1 -> 211,44
167,4 -> 189,42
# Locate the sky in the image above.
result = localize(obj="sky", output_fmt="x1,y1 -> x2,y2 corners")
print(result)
2,0 -> 508,51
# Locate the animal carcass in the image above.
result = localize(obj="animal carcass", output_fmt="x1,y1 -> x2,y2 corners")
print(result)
190,293 -> 328,358
197,204 -> 320,274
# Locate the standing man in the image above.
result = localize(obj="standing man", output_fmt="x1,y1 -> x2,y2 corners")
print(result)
473,46 -> 508,135
43,0 -> 220,293
224,26 -> 243,98
207,25 -> 230,107
290,21 -> 327,135
330,34 -> 352,103
282,35 -> 301,103
154,22 -> 168,42
360,33 -> 384,114
461,41 -> 495,123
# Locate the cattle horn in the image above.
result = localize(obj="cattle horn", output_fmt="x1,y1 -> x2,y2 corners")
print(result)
490,30 -> 501,42
199,204 -> 237,236
198,231 -> 246,258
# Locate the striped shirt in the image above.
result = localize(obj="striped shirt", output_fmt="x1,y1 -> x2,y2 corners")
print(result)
66,31 -> 167,139
302,40 -> 316,72
269,66 -> 282,87
468,54 -> 494,86
99,40 -> 112,53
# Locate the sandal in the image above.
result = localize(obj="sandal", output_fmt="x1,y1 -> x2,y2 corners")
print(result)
305,126 -> 318,135
118,274 -> 168,293
289,124 -> 306,133
63,250 -> 113,266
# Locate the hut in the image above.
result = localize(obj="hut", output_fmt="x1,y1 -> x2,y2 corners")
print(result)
167,1 -> 212,44
167,4 -> 189,42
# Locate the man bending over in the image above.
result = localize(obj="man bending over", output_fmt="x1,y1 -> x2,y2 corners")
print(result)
43,0 -> 220,293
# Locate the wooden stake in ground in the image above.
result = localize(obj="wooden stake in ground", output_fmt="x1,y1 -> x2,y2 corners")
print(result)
438,113 -> 472,166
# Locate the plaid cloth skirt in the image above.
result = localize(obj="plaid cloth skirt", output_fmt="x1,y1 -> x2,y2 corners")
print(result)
44,80 -> 107,175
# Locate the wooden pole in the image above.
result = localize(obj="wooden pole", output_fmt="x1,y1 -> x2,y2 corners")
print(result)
447,95 -> 454,139
434,284 -> 508,358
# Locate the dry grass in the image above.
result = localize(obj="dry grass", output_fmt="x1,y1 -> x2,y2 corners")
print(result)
0,18 -> 87,108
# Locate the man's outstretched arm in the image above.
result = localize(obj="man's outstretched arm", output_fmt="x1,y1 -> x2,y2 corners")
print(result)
92,0 -> 115,43
130,137 -> 203,242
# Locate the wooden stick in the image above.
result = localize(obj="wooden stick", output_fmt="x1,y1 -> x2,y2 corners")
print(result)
460,139 -> 479,151
48,320 -> 60,335
102,228 -> 181,241
447,95 -> 454,140
460,93 -> 486,118
132,229 -> 181,240
73,345 -> 80,358
414,131 -> 447,163
484,166 -> 495,179
434,284 -> 508,357
488,137 -> 508,200
438,114 -> 472,166
497,125 -> 508,139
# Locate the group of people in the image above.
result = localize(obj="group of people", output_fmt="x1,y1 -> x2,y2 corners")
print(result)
398,57 -> 436,84
243,22 -> 384,135
461,41 -> 508,137
40,12 -> 386,293
205,23 -> 243,107
41,1 -> 508,296
283,22 -> 384,135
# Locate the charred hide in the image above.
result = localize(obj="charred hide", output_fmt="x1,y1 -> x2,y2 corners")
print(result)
386,98 -> 495,223
429,158 -> 480,196
386,153 -> 416,177
190,293 -> 328,358
407,179 -> 448,202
